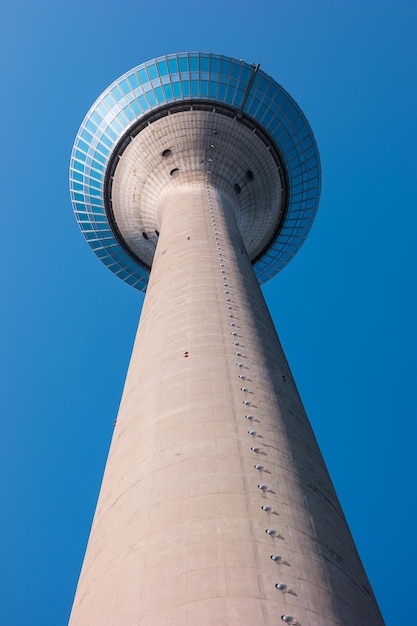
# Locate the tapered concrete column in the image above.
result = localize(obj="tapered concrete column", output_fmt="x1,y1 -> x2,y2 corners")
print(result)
69,177 -> 383,626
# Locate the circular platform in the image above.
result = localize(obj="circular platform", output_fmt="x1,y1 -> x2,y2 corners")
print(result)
70,52 -> 321,291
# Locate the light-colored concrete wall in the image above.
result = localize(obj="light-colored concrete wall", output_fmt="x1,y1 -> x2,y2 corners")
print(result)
69,176 -> 384,625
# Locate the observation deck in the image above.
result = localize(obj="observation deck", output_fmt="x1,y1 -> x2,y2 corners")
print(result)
69,52 -> 321,290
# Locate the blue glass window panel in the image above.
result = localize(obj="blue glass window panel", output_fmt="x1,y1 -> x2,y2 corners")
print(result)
74,192 -> 85,202
89,178 -> 101,189
122,105 -> 135,121
130,99 -> 141,116
111,86 -> 123,102
291,194 -> 303,206
190,72 -> 199,80
298,128 -> 310,143
210,57 -> 220,73
245,98 -> 259,117
307,181 -> 320,192
219,74 -> 228,84
138,94 -> 148,109
257,102 -> 269,119
114,110 -> 128,129
233,90 -> 244,108
91,110 -> 103,126
231,63 -> 241,79
168,58 -> 179,74
74,149 -> 86,161
280,99 -> 294,116
258,74 -> 274,98
292,116 -> 304,131
278,131 -> 291,148
209,81 -> 218,98
191,80 -> 199,96
271,87 -> 285,107
73,181 -> 83,191
94,151 -> 106,164
220,59 -> 231,76
157,60 -> 168,76
287,125 -> 297,141
77,139 -> 90,153
145,89 -> 156,106
292,180 -> 304,193
305,155 -> 318,168
262,109 -> 275,126
200,56 -> 209,72
88,182 -> 104,194
80,129 -> 93,143
286,106 -> 299,123
119,79 -> 131,95
89,188 -> 101,197
82,222 -> 93,230
217,83 -> 226,99
226,84 -> 238,103
91,167 -> 103,182
103,93 -> 117,110
189,56 -> 199,71
100,133 -> 113,148
96,101 -> 110,118
154,86 -> 164,102
179,56 -> 189,72
127,72 -> 140,89
240,67 -> 251,83
97,104 -> 110,125
151,78 -> 162,88
296,149 -> 305,162
229,78 -> 237,88
172,81 -> 181,97
95,222 -> 110,231
200,81 -> 208,97
138,68 -> 148,84
182,81 -> 190,97
73,160 -> 84,173
306,189 -> 318,200
268,119 -> 283,137
163,83 -> 173,99
72,171 -> 83,183
147,63 -> 158,80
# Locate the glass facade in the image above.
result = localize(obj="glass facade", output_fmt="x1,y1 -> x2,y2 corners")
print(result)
69,52 -> 321,291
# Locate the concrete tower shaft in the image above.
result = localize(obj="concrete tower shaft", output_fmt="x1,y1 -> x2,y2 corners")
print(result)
69,178 -> 383,625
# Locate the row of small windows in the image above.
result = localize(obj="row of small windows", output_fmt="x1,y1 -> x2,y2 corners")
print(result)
141,54 -> 252,83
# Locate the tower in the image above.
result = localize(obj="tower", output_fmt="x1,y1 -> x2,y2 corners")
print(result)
69,53 -> 384,625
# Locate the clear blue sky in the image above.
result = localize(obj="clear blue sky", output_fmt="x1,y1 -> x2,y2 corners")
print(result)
1,1 -> 416,624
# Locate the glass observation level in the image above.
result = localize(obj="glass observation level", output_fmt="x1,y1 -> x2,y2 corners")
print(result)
69,52 -> 321,291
